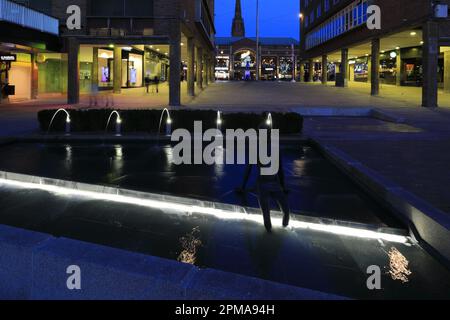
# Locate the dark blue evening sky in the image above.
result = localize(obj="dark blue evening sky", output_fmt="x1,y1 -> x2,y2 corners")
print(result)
215,0 -> 300,40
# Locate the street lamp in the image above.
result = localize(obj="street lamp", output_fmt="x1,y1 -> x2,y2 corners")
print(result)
256,0 -> 260,81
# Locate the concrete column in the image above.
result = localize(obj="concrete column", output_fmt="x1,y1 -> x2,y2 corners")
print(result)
396,49 -> 402,86
204,56 -> 209,86
367,58 -> 372,83
92,47 -> 99,90
336,48 -> 348,87
307,59 -> 314,82
371,38 -> 380,96
444,51 -> 450,93
229,46 -> 234,80
321,55 -> 328,84
187,37 -> 195,97
299,63 -> 305,82
196,47 -> 203,90
67,38 -> 80,104
210,56 -> 215,83
169,37 -> 182,106
30,53 -> 38,99
422,21 -> 439,108
113,46 -> 122,94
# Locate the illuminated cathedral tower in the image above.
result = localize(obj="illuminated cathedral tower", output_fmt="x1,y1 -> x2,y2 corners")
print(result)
231,0 -> 245,37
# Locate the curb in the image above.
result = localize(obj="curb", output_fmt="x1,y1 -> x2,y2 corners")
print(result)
312,139 -> 450,266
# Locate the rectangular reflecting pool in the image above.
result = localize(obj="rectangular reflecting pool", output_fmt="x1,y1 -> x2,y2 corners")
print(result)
1,141 -> 449,299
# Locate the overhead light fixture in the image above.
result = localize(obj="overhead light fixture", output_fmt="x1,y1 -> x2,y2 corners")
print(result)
410,31 -> 417,36
420,41 -> 424,45
390,51 -> 397,58
395,46 -> 400,50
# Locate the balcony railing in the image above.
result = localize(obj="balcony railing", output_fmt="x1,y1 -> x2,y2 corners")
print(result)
0,0 -> 59,35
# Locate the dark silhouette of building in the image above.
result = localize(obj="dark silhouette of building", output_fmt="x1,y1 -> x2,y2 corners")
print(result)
232,0 -> 245,37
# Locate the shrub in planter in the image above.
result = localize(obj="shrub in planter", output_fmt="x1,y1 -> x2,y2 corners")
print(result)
38,109 -> 303,134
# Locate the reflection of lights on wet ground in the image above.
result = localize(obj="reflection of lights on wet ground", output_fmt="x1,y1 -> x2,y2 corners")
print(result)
387,247 -> 412,283
178,226 -> 202,265
0,174 -> 410,244
114,145 -> 123,158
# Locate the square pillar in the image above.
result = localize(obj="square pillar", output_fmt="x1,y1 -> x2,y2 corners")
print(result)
196,47 -> 203,90
422,21 -> 439,108
67,38 -> 80,104
396,49 -> 402,86
444,51 -> 450,93
187,37 -> 195,97
30,53 -> 39,99
113,46 -> 122,94
169,37 -> 182,106
371,38 -> 380,96
92,47 -> 99,90
204,56 -> 209,86
307,59 -> 314,82
299,63 -> 305,82
321,55 -> 328,84
336,48 -> 348,87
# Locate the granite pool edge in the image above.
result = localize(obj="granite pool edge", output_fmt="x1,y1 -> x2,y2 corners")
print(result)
311,138 -> 450,267
0,223 -> 348,300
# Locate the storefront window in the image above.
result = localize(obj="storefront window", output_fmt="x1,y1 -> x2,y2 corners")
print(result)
261,57 -> 277,81
279,57 -> 293,81
354,57 -> 368,82
215,55 -> 230,80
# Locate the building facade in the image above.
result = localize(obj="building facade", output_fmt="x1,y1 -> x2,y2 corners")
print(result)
216,37 -> 299,81
216,0 -> 299,81
1,0 -> 216,106
0,0 -> 60,103
299,0 -> 450,107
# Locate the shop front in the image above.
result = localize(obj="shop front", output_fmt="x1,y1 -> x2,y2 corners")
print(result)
278,56 -> 294,81
215,55 -> 230,80
121,49 -> 144,88
261,56 -> 277,81
233,50 -> 256,80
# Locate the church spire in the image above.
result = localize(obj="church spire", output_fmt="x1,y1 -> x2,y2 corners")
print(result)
232,0 -> 245,37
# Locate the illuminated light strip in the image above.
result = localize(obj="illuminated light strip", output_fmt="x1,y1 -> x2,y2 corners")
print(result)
0,177 -> 410,244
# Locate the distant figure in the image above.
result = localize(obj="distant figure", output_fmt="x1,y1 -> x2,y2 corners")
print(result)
144,74 -> 151,94
153,76 -> 160,94
235,123 -> 290,232
105,90 -> 114,107
89,82 -> 99,107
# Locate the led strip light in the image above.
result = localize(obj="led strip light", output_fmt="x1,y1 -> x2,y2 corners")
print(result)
0,176 -> 410,244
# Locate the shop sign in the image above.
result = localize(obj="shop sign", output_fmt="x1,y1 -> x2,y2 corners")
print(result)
0,55 -> 16,62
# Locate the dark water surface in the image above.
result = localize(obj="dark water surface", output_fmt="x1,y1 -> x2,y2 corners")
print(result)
0,142 -> 401,227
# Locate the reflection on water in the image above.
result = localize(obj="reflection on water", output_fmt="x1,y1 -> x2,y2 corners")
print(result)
387,247 -> 412,283
177,226 -> 202,265
0,142 -> 403,227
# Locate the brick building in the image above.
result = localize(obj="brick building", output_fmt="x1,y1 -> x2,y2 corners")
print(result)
1,0 -> 216,106
299,0 -> 450,107
215,0 -> 299,81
